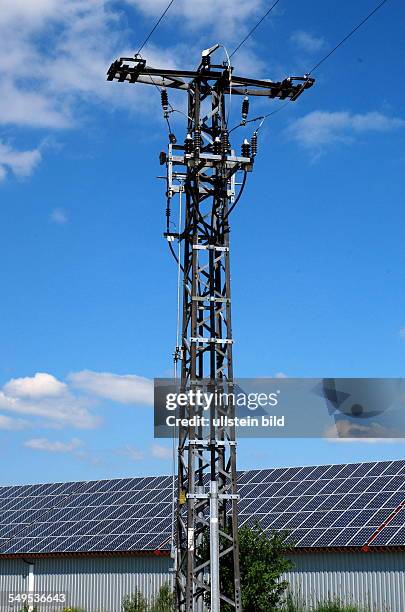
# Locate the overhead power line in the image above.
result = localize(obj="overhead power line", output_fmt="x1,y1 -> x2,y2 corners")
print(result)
239,0 -> 391,131
308,0 -> 390,74
230,0 -> 283,57
136,0 -> 175,56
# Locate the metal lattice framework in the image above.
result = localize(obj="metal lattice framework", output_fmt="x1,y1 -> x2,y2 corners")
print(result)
107,47 -> 313,612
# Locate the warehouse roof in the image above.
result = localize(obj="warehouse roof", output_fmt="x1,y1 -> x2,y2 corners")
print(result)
0,459 -> 404,556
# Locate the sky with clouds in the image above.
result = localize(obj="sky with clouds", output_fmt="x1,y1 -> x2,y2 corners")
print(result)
0,0 -> 404,486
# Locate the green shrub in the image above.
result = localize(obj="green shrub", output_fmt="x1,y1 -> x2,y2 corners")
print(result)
282,591 -> 306,611
314,600 -> 361,612
122,590 -> 148,612
281,596 -> 369,612
150,583 -> 174,612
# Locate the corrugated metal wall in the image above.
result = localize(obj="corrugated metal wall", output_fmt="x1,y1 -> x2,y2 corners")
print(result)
0,556 -> 172,612
0,551 -> 404,611
284,551 -> 405,612
0,558 -> 28,610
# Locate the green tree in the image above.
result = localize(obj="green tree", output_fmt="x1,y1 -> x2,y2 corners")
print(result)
200,520 -> 293,611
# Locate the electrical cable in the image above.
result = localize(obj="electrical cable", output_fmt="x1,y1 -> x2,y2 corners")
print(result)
170,186 -> 183,565
220,44 -> 233,125
230,0 -> 282,58
308,0 -> 390,74
136,0 -> 175,56
222,171 -> 247,222
229,0 -> 391,135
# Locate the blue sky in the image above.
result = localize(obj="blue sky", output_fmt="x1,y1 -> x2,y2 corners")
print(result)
0,0 -> 404,486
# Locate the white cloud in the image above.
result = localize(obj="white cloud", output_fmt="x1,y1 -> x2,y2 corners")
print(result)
290,30 -> 325,53
50,208 -> 68,224
288,110 -> 405,152
126,0 -> 265,40
275,372 -> 287,379
151,443 -> 172,460
399,328 -> 405,339
68,370 -> 153,406
122,444 -> 145,461
0,414 -> 29,430
0,82 -> 69,129
24,437 -> 82,453
0,140 -> 42,181
0,0 -> 272,182
4,372 -> 67,399
0,372 -> 99,429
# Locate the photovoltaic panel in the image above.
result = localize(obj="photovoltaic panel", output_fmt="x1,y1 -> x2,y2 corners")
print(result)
0,460 -> 403,555
301,496 -> 327,512
294,529 -> 325,547
387,526 -> 405,545
271,497 -> 299,513
368,491 -> 396,508
258,514 -> 278,529
370,525 -> 401,546
366,462 -> 391,477
312,528 -> 342,547
286,497 -> 312,513
346,527 -> 376,547
319,464 -> 346,479
316,511 -> 342,529
246,483 -> 269,497
277,467 -> 303,481
243,498 -> 267,514
385,460 -> 405,474
303,481 -> 329,496
329,528 -> 359,547
265,513 -> 294,530
332,479 -> 357,494
262,483 -> 284,496
331,464 -> 359,479
348,477 -> 375,494
288,481 -> 315,496
353,492 -> 379,509
350,462 -> 376,478
300,512 -> 325,529
237,470 -> 257,484
284,529 -> 307,545
328,510 -> 359,529
282,513 -> 306,529
292,466 -> 316,480
388,511 -> 405,526
330,494 -> 359,511
307,465 -> 332,480
264,467 -> 288,482
385,491 -> 405,508
348,509 -> 377,527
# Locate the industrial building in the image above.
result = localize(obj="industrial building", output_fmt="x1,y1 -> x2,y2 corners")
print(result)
0,459 -> 403,611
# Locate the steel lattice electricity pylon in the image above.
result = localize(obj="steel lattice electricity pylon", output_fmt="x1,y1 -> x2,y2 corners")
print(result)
107,46 -> 313,612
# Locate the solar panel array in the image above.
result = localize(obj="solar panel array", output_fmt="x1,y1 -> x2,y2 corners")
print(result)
0,460 -> 403,555
0,476 -> 173,555
238,459 -> 405,548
